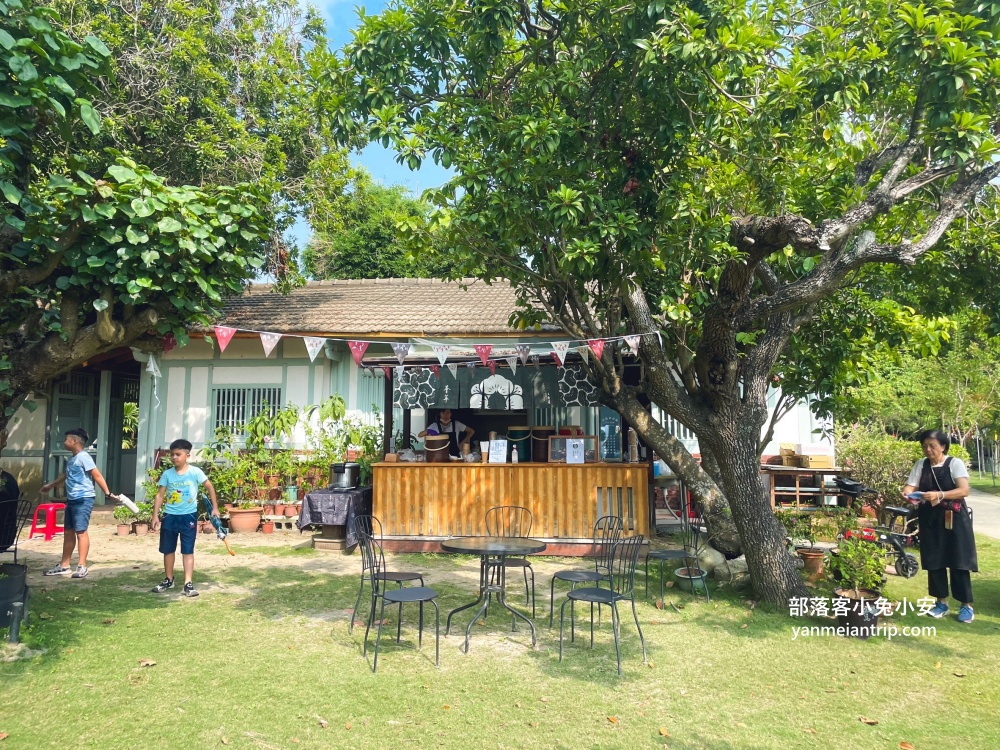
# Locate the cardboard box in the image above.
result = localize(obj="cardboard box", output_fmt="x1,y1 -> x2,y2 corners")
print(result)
795,442 -> 835,456
779,443 -> 796,456
781,455 -> 800,466
799,454 -> 834,469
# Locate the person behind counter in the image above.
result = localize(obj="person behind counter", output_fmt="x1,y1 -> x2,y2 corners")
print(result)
418,409 -> 475,458
901,429 -> 977,624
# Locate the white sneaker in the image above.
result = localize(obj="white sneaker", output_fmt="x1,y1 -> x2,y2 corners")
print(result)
71,565 -> 89,579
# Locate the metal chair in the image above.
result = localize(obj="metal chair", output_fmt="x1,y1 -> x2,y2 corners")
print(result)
549,515 -> 622,627
357,529 -> 439,673
0,495 -> 32,564
485,505 -> 536,617
558,535 -> 647,676
349,515 -> 424,635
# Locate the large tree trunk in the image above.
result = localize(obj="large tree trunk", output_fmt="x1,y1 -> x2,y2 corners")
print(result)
609,391 -> 743,557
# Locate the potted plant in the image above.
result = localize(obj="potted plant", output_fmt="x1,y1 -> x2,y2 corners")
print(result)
228,500 -> 264,533
777,510 -> 826,577
828,538 -> 888,639
260,518 -> 275,534
134,502 -> 155,535
113,505 -> 135,536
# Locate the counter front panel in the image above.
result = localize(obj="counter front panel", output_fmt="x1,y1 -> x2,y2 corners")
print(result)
372,463 -> 649,539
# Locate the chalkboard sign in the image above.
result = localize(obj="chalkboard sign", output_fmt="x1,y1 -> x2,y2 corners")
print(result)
488,439 -> 508,464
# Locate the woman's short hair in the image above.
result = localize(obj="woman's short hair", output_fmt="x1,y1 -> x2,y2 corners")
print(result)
919,429 -> 950,453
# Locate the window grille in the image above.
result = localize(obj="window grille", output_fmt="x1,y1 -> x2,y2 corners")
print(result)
212,386 -> 282,434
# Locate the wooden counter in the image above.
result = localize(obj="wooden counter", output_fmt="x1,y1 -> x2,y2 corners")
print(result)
373,462 -> 649,542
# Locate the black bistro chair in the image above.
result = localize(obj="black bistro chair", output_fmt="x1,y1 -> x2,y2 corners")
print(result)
485,505 -> 536,616
0,494 -> 32,564
357,528 -> 439,673
646,500 -> 711,603
349,515 -> 424,634
558,535 -> 647,676
548,515 -> 623,627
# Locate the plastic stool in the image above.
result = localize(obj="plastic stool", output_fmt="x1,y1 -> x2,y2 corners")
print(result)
29,503 -> 66,541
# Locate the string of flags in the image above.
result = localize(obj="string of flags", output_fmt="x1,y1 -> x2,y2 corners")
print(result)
206,325 -> 655,371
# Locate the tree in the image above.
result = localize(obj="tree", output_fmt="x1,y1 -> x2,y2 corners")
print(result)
303,168 -> 455,279
47,0 -> 345,241
0,0 -> 276,449
325,0 -> 1000,604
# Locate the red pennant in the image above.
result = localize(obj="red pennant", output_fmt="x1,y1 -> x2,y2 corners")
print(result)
588,339 -> 605,360
430,365 -> 441,376
487,361 -> 496,375
552,352 -> 563,368
214,326 -> 236,353
348,340 -> 369,366
474,344 -> 493,366
382,366 -> 392,379
162,333 -> 177,354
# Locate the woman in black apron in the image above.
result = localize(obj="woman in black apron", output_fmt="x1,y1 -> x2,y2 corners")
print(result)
418,409 -> 474,458
901,430 -> 977,623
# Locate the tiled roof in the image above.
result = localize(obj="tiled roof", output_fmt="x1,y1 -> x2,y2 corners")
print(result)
216,278 -> 561,337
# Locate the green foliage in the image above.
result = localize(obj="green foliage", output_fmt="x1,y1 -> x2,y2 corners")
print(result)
0,0 -> 285,429
112,504 -> 135,523
304,401 -> 384,485
829,538 -> 889,594
303,169 -> 457,280
120,402 -> 138,449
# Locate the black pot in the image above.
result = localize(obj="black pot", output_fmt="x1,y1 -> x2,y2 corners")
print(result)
0,562 -> 28,628
834,587 -> 881,639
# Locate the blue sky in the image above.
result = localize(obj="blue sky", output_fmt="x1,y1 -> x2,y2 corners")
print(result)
288,1 -> 452,248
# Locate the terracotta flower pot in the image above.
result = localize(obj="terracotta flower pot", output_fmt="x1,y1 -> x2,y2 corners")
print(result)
117,523 -> 132,536
262,504 -> 276,515
223,503 -> 235,512
260,521 -> 275,534
797,548 -> 826,576
265,474 -> 281,489
134,522 -> 149,536
228,507 -> 263,533
283,504 -> 298,517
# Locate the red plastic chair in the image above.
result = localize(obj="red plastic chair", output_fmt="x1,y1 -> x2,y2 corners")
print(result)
28,502 -> 66,541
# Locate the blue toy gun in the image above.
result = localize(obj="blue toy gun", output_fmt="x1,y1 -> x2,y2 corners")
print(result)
203,495 -> 234,555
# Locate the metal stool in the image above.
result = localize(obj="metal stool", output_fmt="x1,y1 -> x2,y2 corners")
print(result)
28,503 -> 66,541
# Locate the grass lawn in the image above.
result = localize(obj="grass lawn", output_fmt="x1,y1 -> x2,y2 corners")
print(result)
969,476 -> 1000,497
2,537 -> 999,750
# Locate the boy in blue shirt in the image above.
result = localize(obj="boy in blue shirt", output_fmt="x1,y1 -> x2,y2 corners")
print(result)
41,428 -> 115,579
151,438 -> 219,597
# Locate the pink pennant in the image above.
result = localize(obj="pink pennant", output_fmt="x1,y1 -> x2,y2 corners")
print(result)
382,366 -> 392,379
429,365 -> 440,376
624,334 -> 640,356
552,352 -> 564,368
260,332 -> 281,358
214,326 -> 236,353
474,344 -> 493,366
588,339 -> 605,361
348,340 -> 369,366
487,361 -> 496,375
551,341 -> 570,366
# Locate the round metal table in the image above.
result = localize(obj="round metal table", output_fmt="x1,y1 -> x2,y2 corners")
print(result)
441,536 -> 547,652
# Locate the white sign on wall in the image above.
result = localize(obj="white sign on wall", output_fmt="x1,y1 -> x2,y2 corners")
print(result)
488,439 -> 509,464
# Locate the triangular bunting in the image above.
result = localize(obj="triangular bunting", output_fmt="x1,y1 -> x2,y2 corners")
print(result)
162,333 -> 177,354
465,362 -> 475,369
348,340 -> 369,366
515,344 -> 531,365
382,366 -> 392,379
433,344 -> 452,366
506,357 -> 518,374
260,332 -> 281,358
552,352 -> 564,368
531,355 -> 539,367
487,361 -> 496,375
304,336 -> 324,362
447,363 -> 458,378
429,365 -> 440,377
577,345 -> 589,362
474,344 -> 493,365
551,341 -> 570,366
588,339 -> 605,361
214,326 -> 236,353
624,335 -> 640,356
395,366 -> 405,379
392,342 -> 410,364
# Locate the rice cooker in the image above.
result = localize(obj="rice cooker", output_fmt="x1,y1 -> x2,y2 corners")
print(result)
329,462 -> 360,490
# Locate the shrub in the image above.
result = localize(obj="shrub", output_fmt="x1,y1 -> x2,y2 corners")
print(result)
829,538 -> 888,594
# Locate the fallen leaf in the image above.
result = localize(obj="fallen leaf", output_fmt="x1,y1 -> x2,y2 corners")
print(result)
659,727 -> 670,737
740,624 -> 748,629
39,613 -> 52,620
665,581 -> 674,588
0,733 -> 8,741
514,702 -> 521,708
607,716 -> 619,724
859,717 -> 879,726
318,717 -> 328,729
735,722 -> 747,728
824,688 -> 836,693
655,599 -> 665,610
539,697 -> 549,703
287,645 -> 293,650
804,581 -> 816,588
220,738 -> 228,746
442,705 -> 451,710
103,619 -> 115,625
899,743 -> 915,750
953,673 -> 966,678
344,723 -> 351,730
934,662 -> 942,669
291,740 -> 300,744
133,566 -> 140,569
647,661 -> 654,669
84,684 -> 94,688
804,728 -> 817,734
138,659 -> 156,667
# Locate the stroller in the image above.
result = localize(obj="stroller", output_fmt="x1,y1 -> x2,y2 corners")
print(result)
834,477 -> 920,578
